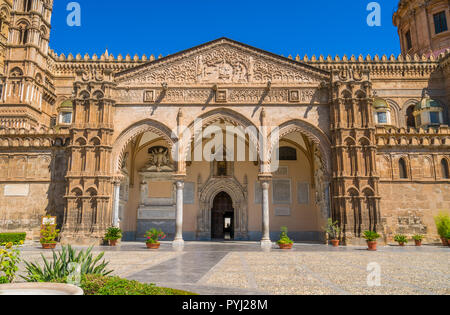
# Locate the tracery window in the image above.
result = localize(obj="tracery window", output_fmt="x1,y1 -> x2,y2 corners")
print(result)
399,158 -> 408,179
405,30 -> 412,51
441,159 -> 450,179
434,11 -> 448,34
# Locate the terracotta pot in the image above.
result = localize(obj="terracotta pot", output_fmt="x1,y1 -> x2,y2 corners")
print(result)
146,243 -> 160,249
414,240 -> 422,247
441,238 -> 448,246
367,241 -> 377,251
331,239 -> 340,247
109,240 -> 118,247
398,242 -> 406,247
41,243 -> 56,250
278,243 -> 293,250
447,239 -> 450,247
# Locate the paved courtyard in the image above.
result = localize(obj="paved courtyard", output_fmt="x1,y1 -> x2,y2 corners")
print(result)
16,242 -> 449,295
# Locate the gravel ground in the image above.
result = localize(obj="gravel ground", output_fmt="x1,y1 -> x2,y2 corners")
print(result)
200,247 -> 450,295
13,242 -> 450,295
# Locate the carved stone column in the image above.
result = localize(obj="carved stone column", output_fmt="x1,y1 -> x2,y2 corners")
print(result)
260,178 -> 272,247
173,180 -> 185,247
112,182 -> 120,228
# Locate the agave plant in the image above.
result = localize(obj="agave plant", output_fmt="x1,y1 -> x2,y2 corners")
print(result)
22,245 -> 113,282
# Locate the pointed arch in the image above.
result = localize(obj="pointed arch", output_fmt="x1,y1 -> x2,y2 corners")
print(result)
270,119 -> 331,176
112,119 -> 177,175
183,108 -> 262,161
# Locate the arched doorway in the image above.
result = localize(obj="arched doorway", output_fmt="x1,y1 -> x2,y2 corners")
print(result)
211,192 -> 234,240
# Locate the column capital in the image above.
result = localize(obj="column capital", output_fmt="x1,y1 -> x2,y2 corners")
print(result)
175,180 -> 185,190
258,173 -> 272,182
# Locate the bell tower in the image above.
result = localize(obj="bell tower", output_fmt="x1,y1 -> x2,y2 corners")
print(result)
1,0 -> 55,129
393,0 -> 450,56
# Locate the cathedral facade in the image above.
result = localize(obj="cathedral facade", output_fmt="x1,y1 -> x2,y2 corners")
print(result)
0,0 -> 449,245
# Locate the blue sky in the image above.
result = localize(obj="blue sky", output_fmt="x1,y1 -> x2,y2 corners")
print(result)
50,0 -> 401,58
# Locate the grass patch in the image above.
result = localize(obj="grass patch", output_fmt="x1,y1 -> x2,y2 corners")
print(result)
80,275 -> 196,296
0,233 -> 26,244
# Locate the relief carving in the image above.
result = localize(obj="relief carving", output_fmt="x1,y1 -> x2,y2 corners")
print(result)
116,43 -> 324,86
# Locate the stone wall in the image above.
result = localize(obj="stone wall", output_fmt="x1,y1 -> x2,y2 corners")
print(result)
379,182 -> 450,243
0,147 -> 68,239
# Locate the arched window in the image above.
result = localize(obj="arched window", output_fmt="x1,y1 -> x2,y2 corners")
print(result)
441,159 -> 450,179
406,105 -> 415,128
278,146 -> 297,161
18,23 -> 29,44
399,158 -> 408,179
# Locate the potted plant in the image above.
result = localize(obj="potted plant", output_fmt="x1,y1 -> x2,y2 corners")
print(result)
144,228 -> 166,249
362,230 -> 380,251
325,218 -> 341,247
277,227 -> 294,250
412,235 -> 424,247
104,227 -> 122,246
434,213 -> 450,246
40,224 -> 59,249
394,234 -> 408,246
446,231 -> 450,247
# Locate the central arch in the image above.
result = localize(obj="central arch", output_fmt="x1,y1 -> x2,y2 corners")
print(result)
197,177 -> 248,240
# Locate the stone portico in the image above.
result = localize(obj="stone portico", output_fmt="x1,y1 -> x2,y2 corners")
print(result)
1,1 -> 450,246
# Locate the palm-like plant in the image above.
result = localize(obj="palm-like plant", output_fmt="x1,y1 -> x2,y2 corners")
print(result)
22,245 -> 112,282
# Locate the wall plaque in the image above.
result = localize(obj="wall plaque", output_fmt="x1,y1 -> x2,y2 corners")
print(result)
272,179 -> 291,204
254,182 -> 262,204
4,184 -> 30,197
183,182 -> 195,204
275,207 -> 291,216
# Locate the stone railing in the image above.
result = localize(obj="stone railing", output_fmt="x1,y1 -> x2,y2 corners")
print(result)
375,125 -> 450,147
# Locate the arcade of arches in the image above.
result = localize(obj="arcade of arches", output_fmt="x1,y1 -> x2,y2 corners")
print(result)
1,37 -> 449,246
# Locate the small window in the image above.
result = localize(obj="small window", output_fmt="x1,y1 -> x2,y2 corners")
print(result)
405,30 -> 412,50
217,161 -> 227,176
406,105 -> 416,128
441,159 -> 449,179
24,0 -> 32,12
430,112 -> 440,124
377,112 -> 388,124
278,147 -> 297,161
434,11 -> 448,34
60,112 -> 72,124
50,116 -> 57,128
399,158 -> 408,179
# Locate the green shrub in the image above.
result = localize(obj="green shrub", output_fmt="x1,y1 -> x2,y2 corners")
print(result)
446,231 -> 450,240
22,245 -> 112,282
0,276 -> 9,284
144,228 -> 166,244
394,234 -> 408,244
277,226 -> 294,245
412,235 -> 424,241
40,225 -> 59,244
434,213 -> 450,238
0,233 -> 26,245
362,230 -> 381,242
80,275 -> 196,296
104,227 -> 123,241
0,243 -> 21,283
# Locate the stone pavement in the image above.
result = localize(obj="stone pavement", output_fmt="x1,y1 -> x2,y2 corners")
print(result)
17,241 -> 450,295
